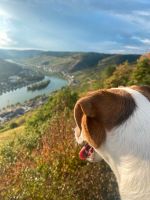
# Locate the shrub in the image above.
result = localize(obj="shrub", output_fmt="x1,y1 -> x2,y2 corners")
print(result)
129,58 -> 150,85
9,122 -> 18,129
103,62 -> 133,88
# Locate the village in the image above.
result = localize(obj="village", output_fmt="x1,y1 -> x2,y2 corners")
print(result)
0,95 -> 48,124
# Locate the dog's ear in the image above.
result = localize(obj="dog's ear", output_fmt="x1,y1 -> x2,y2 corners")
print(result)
74,97 -> 106,148
74,97 -> 95,130
81,114 -> 106,148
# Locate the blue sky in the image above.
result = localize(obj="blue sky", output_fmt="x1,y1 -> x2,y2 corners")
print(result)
0,0 -> 150,54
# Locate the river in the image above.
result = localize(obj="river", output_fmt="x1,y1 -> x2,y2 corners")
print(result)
0,76 -> 67,110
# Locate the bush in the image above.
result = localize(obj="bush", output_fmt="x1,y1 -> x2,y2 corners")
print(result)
9,122 -> 18,129
129,58 -> 150,85
0,113 -> 120,200
103,62 -> 133,88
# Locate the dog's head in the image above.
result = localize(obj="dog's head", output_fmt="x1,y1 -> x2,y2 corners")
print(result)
73,88 -> 136,162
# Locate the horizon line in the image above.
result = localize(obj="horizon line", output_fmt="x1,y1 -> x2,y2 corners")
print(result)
0,47 -> 143,55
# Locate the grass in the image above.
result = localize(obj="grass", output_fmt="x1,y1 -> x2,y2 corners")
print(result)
0,108 -> 39,134
0,126 -> 24,147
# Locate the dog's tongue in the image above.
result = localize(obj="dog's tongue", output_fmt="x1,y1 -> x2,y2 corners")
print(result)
79,144 -> 94,160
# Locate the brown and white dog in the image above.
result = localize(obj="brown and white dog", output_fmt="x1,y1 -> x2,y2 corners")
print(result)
74,85 -> 150,200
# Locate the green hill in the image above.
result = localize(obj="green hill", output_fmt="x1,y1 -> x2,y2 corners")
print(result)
0,59 -> 22,81
0,49 -> 140,74
16,51 -> 140,73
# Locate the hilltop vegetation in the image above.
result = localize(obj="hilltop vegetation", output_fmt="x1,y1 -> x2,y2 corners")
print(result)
0,53 -> 149,200
102,55 -> 150,88
74,54 -> 150,92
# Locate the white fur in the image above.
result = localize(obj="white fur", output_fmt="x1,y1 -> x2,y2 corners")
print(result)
95,88 -> 150,200
75,87 -> 150,199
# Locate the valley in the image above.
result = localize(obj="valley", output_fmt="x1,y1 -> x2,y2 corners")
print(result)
0,49 -> 142,124
0,49 -> 149,200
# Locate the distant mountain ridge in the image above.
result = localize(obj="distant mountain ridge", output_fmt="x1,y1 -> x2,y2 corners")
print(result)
0,49 -> 43,59
0,49 -> 141,73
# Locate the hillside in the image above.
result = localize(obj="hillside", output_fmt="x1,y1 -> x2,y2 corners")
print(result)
0,88 -> 119,200
0,59 -> 22,81
16,51 -> 140,73
0,49 -> 141,75
0,54 -> 149,200
0,59 -> 45,94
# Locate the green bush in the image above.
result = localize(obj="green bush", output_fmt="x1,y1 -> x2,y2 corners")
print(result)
103,62 -> 133,88
9,122 -> 18,129
129,58 -> 150,85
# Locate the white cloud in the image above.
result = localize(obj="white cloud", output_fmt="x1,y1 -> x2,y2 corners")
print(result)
140,38 -> 150,45
0,30 -> 15,47
113,9 -> 150,32
0,8 -> 16,47
0,8 -> 12,19
132,36 -> 150,45
133,10 -> 150,17
125,45 -> 141,50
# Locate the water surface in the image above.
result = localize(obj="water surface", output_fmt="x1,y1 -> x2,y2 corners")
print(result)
0,76 -> 67,110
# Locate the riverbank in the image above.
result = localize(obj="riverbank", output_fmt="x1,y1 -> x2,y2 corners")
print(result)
0,76 -> 67,110
0,95 -> 48,125
0,68 -> 44,95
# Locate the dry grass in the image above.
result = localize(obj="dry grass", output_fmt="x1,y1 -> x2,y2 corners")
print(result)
0,126 -> 24,147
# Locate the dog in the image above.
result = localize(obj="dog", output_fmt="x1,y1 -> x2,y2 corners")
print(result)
74,85 -> 150,200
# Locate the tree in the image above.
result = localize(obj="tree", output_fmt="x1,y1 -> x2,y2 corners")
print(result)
103,62 -> 133,88
129,58 -> 150,85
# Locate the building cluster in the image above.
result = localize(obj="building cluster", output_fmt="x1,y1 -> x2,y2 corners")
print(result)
0,96 -> 48,124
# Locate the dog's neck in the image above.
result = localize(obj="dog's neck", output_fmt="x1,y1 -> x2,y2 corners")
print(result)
97,88 -> 150,200
98,145 -> 150,200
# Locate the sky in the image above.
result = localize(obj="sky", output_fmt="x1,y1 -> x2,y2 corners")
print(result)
0,0 -> 150,54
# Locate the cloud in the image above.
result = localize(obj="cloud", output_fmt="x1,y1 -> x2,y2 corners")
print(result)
61,0 -> 150,15
0,30 -> 15,47
139,38 -> 150,45
134,10 -> 150,16
125,45 -> 141,50
0,0 -> 150,53
132,36 -> 150,45
0,8 -> 11,19
0,8 -> 17,47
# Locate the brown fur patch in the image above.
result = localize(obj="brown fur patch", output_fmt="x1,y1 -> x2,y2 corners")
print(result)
74,88 -> 136,148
